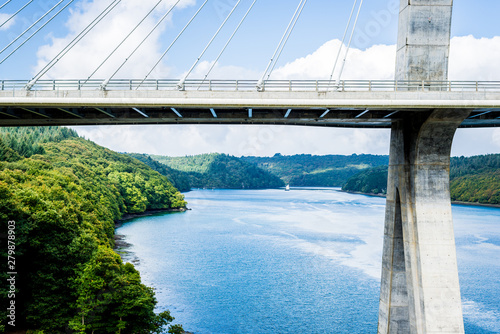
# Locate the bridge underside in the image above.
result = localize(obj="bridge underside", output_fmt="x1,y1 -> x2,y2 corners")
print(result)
0,90 -> 499,128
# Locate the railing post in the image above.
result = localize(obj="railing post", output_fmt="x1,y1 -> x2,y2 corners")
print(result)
156,79 -> 159,90
476,81 -> 478,92
78,80 -> 81,90
395,80 -> 398,92
316,80 -> 318,92
1,80 -> 4,91
289,80 -> 292,92
369,80 -> 372,91
130,80 -> 132,90
236,80 -> 238,91
449,81 -> 452,92
209,80 -> 212,91
342,80 -> 345,92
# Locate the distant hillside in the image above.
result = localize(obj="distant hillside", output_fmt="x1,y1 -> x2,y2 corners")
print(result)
150,153 -> 285,189
342,166 -> 389,195
342,154 -> 500,205
450,155 -> 500,204
242,153 -> 389,186
127,153 -> 191,192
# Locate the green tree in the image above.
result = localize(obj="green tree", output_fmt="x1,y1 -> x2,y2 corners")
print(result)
0,127 -> 186,332
72,247 -> 173,334
149,153 -> 285,189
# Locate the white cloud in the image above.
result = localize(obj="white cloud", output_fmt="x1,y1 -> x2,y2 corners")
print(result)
491,129 -> 500,150
449,35 -> 500,80
452,128 -> 500,157
189,40 -> 397,81
72,124 -> 390,157
0,13 -> 16,31
272,40 -> 396,80
33,0 -> 195,79
197,35 -> 500,83
186,60 -> 261,80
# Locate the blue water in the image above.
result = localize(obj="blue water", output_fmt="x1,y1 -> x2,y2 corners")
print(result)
116,188 -> 500,333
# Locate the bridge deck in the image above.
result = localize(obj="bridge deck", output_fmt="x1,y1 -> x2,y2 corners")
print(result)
1,80 -> 499,128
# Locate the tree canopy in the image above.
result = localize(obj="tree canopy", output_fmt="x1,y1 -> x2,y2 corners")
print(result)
0,127 -> 184,333
342,155 -> 500,205
151,153 -> 285,189
242,153 -> 389,186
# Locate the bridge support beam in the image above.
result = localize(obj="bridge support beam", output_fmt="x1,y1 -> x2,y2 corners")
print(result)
378,109 -> 469,333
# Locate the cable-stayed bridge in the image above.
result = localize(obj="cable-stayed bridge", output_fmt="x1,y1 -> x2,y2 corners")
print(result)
1,79 -> 500,127
1,0 -> 499,333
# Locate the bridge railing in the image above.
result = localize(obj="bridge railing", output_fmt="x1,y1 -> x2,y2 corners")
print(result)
1,79 -> 500,92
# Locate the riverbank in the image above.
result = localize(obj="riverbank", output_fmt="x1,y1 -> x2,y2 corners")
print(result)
342,190 -> 386,198
451,200 -> 500,209
114,207 -> 189,252
115,207 -> 189,227
341,190 -> 500,208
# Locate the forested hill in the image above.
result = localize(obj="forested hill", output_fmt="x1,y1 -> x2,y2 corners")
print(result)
342,154 -> 500,205
449,155 -> 500,204
0,127 -> 184,333
127,153 -> 191,192
242,153 -> 389,186
149,153 -> 285,189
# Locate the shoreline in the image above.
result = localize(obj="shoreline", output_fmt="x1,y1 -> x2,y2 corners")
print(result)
341,190 -> 500,208
342,190 -> 386,198
115,207 -> 189,227
114,207 -> 189,251
112,208 -> 194,334
451,200 -> 500,209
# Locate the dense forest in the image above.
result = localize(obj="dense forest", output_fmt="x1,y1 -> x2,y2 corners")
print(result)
449,155 -> 500,204
0,127 -> 185,333
150,153 -> 284,189
127,153 -> 191,192
342,166 -> 389,195
242,153 -> 389,186
342,155 -> 500,205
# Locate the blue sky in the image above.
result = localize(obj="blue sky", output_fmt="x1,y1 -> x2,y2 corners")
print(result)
2,0 -> 499,78
1,0 -> 500,156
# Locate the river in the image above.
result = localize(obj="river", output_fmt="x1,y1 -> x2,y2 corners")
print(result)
116,188 -> 500,334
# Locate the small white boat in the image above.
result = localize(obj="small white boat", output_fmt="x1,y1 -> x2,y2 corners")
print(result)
285,184 -> 290,191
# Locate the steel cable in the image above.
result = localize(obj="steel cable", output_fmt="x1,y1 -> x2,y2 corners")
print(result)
0,1 -> 12,11
266,0 -> 307,81
328,0 -> 357,84
136,0 -> 209,89
176,0 -> 241,90
0,0 -> 66,56
100,0 -> 181,89
197,0 -> 258,89
256,0 -> 306,90
82,0 -> 165,85
0,0 -> 75,65
25,0 -> 122,90
333,0 -> 364,89
0,0 -> 33,29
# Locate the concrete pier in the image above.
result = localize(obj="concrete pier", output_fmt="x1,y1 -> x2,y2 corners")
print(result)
378,1 -> 467,333
378,109 -> 468,333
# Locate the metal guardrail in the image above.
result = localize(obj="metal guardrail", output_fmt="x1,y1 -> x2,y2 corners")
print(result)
1,79 -> 500,92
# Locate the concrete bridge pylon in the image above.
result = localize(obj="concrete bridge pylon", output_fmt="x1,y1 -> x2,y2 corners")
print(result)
378,1 -> 467,333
